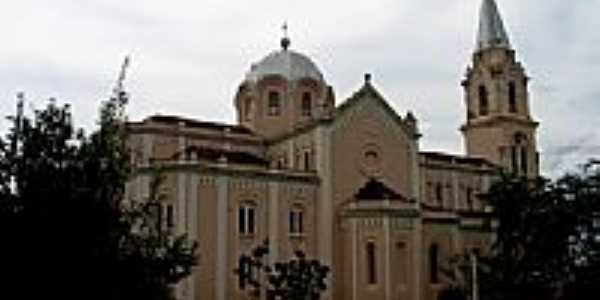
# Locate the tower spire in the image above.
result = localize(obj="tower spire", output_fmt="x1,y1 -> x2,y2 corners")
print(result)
476,0 -> 511,52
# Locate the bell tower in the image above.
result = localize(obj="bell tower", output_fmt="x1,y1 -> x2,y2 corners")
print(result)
461,0 -> 540,176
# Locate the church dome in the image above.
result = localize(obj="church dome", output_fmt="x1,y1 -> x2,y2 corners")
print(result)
244,46 -> 324,83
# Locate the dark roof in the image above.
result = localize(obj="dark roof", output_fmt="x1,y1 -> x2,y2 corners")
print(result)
146,115 -> 255,135
174,146 -> 268,166
420,151 -> 495,167
355,179 -> 406,201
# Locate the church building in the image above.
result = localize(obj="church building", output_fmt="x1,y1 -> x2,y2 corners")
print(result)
126,0 -> 540,299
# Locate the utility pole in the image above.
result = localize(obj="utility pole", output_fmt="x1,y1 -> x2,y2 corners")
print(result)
471,251 -> 479,300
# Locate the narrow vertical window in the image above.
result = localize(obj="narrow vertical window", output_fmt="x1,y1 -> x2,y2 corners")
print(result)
247,207 -> 255,234
298,210 -> 303,233
289,207 -> 305,234
166,204 -> 174,228
508,82 -> 517,113
396,241 -> 407,284
430,244 -> 439,283
239,204 -> 256,235
289,211 -> 295,233
238,207 -> 246,234
156,204 -> 164,232
466,187 -> 473,211
303,151 -> 311,171
521,147 -> 528,175
301,92 -> 312,116
295,153 -> 301,169
479,85 -> 488,116
268,91 -> 281,116
511,146 -> 518,174
367,241 -> 377,284
435,183 -> 443,205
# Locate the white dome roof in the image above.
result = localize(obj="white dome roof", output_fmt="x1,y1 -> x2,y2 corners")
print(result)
245,49 -> 324,83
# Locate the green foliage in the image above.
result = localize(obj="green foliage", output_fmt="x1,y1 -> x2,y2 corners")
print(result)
235,239 -> 330,300
449,166 -> 600,300
0,92 -> 196,300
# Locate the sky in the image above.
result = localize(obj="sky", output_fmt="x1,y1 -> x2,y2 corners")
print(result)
0,0 -> 598,178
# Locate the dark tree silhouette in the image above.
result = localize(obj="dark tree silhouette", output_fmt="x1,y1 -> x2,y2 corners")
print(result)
235,239 -> 330,300
437,286 -> 467,300
445,165 -> 600,300
0,89 -> 196,300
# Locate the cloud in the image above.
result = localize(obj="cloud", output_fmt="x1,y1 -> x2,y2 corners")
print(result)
0,0 -> 599,177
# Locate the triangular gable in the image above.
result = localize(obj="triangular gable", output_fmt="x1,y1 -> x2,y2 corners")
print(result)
355,178 -> 410,202
331,80 -> 415,138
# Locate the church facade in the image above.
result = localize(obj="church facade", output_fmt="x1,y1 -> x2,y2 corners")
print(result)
126,1 -> 540,299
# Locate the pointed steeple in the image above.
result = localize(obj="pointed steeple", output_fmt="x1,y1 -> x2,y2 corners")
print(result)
476,0 -> 511,52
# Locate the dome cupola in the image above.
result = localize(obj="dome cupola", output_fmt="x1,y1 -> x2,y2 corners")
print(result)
234,27 -> 334,138
244,48 -> 324,84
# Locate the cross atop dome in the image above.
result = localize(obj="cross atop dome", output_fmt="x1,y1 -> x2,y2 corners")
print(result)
476,0 -> 511,52
281,22 -> 291,50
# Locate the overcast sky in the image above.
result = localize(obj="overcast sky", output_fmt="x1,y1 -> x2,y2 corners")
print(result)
1,0 -> 598,177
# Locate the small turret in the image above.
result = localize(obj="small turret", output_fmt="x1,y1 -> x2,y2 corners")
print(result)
405,111 -> 420,139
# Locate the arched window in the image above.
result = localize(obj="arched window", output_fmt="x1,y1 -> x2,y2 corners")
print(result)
367,241 -> 377,284
365,150 -> 378,161
238,203 -> 256,235
301,92 -> 312,116
513,133 -> 528,175
276,156 -> 285,169
268,91 -> 281,116
429,244 -> 439,283
396,241 -> 407,284
289,206 -> 304,234
478,85 -> 489,116
508,82 -> 517,113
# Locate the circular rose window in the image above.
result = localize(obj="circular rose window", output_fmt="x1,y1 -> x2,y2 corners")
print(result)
358,144 -> 383,178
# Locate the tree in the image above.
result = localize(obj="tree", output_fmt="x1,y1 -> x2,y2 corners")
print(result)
235,239 -> 330,300
448,165 -> 600,300
477,175 -> 572,299
0,88 -> 196,300
554,161 -> 600,299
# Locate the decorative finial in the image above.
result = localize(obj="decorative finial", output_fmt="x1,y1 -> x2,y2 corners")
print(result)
281,22 -> 291,50
364,73 -> 372,83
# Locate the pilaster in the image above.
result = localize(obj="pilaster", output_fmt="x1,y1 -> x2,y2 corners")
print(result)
216,176 -> 229,300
